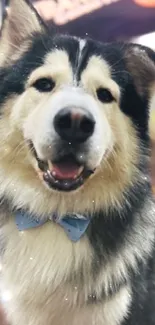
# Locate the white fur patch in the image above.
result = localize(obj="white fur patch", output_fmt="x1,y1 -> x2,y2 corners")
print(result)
78,39 -> 86,60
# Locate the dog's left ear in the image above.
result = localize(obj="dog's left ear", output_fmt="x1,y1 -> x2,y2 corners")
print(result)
125,45 -> 155,98
0,0 -> 46,60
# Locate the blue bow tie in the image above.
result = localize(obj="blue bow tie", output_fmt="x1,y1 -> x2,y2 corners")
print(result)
15,211 -> 90,242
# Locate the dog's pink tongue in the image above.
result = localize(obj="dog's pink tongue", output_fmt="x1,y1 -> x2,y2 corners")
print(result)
51,162 -> 80,180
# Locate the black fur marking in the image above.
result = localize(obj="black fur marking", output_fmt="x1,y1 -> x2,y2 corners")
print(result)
0,33 -> 80,106
122,257 -> 155,325
88,149 -> 152,264
121,83 -> 149,141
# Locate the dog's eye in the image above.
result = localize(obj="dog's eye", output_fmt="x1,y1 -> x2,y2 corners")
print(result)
96,88 -> 114,103
33,78 -> 55,92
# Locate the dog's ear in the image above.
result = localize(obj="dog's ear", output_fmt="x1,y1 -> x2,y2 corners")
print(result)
125,45 -> 155,98
125,45 -> 155,139
0,0 -> 46,60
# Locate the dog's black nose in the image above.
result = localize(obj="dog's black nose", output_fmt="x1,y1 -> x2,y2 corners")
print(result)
54,107 -> 95,143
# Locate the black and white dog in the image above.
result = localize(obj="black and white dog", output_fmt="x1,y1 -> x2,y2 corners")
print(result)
0,1 -> 155,324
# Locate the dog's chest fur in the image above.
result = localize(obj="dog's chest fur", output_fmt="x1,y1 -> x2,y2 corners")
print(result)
1,218 -> 131,325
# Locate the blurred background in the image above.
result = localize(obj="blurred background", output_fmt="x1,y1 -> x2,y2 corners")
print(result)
0,0 -> 155,322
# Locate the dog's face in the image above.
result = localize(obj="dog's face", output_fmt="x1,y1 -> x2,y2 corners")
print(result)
0,0 -> 154,215
18,46 -> 116,193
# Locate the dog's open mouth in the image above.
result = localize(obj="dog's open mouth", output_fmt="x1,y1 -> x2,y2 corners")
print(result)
29,142 -> 94,191
42,159 -> 91,191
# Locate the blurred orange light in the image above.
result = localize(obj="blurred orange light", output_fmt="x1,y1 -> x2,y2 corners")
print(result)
134,0 -> 155,7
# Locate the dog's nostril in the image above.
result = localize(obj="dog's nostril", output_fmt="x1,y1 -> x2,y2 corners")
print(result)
80,116 -> 95,135
57,113 -> 72,130
54,108 -> 95,143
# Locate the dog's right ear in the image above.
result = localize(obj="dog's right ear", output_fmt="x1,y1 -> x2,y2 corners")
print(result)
125,45 -> 155,98
0,0 -> 46,62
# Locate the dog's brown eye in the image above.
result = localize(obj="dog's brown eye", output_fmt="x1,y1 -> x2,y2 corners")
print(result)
96,88 -> 114,103
33,78 -> 55,92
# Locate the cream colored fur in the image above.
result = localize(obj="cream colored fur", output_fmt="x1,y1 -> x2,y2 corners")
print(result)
1,217 -> 132,325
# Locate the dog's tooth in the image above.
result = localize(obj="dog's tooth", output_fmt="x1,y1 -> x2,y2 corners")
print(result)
48,160 -> 53,170
78,166 -> 84,176
47,170 -> 53,180
73,166 -> 84,179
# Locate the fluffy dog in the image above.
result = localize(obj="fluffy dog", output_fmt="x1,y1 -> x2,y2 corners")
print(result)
0,1 -> 155,324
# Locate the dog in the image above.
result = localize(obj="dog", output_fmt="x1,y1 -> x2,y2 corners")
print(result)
0,0 -> 155,324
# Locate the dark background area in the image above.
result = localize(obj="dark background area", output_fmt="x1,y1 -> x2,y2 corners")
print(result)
33,0 -> 155,42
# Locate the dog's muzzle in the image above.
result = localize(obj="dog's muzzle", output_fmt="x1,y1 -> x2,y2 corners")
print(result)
30,106 -> 96,192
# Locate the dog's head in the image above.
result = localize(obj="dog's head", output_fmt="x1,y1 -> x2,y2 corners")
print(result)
0,0 -> 154,216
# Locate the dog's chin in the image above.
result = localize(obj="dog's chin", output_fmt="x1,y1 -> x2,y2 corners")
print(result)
29,142 -> 96,192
